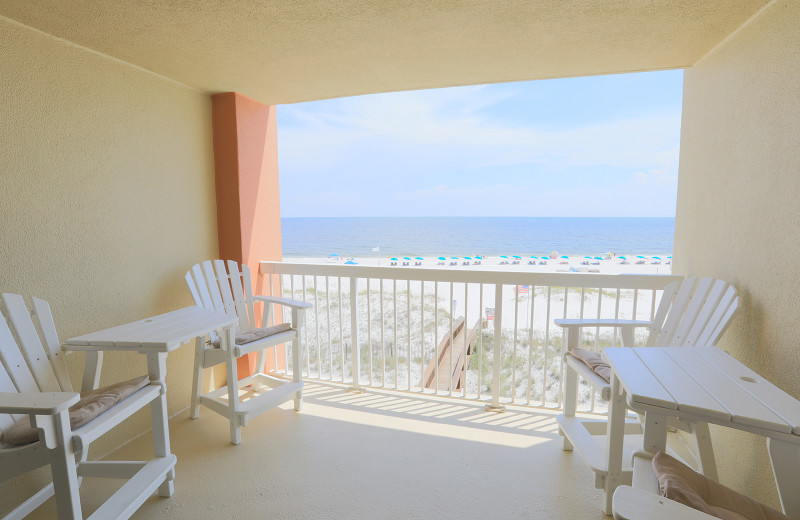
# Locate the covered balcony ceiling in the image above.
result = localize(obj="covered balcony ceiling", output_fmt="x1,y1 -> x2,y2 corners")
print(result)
0,0 -> 768,104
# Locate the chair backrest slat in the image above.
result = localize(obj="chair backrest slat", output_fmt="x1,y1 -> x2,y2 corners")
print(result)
185,270 -> 203,307
32,297 -> 72,392
682,280 -> 729,346
0,361 -> 21,429
213,260 -> 237,316
670,277 -> 715,346
647,280 -> 679,342
191,264 -> 215,311
0,311 -> 39,395
227,260 -> 253,331
651,277 -> 699,347
2,294 -> 60,392
201,260 -> 225,313
241,264 -> 257,329
699,290 -> 739,346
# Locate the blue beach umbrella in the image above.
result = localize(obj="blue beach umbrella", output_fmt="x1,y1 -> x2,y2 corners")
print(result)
652,256 -> 662,260
530,256 -> 538,259
618,256 -> 627,260
328,253 -> 338,257
415,257 -> 423,260
500,255 -> 508,259
561,255 -> 569,259
451,257 -> 459,260
636,256 -> 646,259
512,255 -> 521,259
464,256 -> 472,260
594,256 -> 603,260
390,258 -> 398,261
584,256 -> 592,259
403,257 -> 411,260
344,260 -> 357,265
438,257 -> 446,261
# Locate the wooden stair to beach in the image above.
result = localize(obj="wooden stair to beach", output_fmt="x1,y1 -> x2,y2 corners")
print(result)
419,317 -> 485,392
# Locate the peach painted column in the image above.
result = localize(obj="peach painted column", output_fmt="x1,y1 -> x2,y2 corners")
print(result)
211,92 -> 284,378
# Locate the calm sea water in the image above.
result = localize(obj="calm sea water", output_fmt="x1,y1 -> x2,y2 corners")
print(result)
282,217 -> 674,258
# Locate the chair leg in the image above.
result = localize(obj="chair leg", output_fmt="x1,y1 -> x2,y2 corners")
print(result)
562,327 -> 579,451
190,336 -> 204,419
147,352 -> 175,497
222,327 -> 242,445
292,309 -> 304,412
49,413 -> 83,520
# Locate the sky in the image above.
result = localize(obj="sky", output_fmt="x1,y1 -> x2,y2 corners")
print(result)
277,70 -> 684,218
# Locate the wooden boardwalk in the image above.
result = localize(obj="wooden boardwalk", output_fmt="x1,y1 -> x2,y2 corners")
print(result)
419,318 -> 485,392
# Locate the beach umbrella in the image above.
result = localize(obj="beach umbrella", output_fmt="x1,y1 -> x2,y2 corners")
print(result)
344,260 -> 357,265
652,256 -> 662,260
390,257 -> 398,261
438,257 -> 446,261
403,257 -> 411,260
561,255 -> 569,259
415,257 -> 423,260
584,256 -> 592,259
512,255 -> 521,259
594,256 -> 603,260
451,257 -> 459,260
464,256 -> 472,260
530,256 -> 538,259
618,256 -> 627,260
636,256 -> 646,259
667,256 -> 672,259
500,255 -> 508,259
328,253 -> 338,257
475,256 -> 482,259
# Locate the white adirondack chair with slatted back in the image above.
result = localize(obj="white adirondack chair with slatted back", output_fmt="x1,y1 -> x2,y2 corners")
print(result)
185,260 -> 312,445
554,276 -> 739,514
0,294 -> 176,520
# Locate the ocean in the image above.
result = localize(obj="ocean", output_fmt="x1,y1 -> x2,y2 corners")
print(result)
281,217 -> 674,258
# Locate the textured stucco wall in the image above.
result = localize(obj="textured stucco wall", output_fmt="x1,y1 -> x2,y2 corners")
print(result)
674,0 -> 800,507
0,16 -> 217,510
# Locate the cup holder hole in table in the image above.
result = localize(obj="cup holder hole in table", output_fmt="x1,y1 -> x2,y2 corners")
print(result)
740,376 -> 758,383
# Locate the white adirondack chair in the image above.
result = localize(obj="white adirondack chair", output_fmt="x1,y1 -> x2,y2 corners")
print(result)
0,293 -> 176,520
555,276 -> 739,513
184,260 -> 312,445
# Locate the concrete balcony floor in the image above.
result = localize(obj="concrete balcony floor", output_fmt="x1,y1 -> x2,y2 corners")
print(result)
31,382 -> 613,519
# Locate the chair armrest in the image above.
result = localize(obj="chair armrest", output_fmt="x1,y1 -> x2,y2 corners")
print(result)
254,295 -> 312,310
0,391 -> 79,415
554,318 -> 652,329
612,486 -> 718,520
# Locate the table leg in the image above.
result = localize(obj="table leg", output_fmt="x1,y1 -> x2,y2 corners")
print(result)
147,352 -> 174,497
768,437 -> 800,518
642,411 -> 668,455
604,372 -> 627,515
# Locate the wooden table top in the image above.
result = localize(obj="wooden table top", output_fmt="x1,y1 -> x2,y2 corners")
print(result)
63,306 -> 238,352
604,346 -> 800,438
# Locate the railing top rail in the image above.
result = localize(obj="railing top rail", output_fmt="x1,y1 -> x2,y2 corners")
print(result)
260,261 -> 681,290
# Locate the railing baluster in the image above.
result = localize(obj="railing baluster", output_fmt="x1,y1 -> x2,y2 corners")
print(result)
337,277 -> 343,382
350,276 -> 360,391
526,285 -> 535,405
367,278 -> 373,387
449,282 -> 454,397
420,281 -> 425,393
393,279 -> 398,390
478,283 -> 483,401
463,282 -> 469,398
542,286 -> 551,407
326,276 -> 332,380
487,283 -> 504,411
407,279 -> 411,391
380,279 -> 385,387
314,275 -> 321,379
512,284 -> 519,404
434,282 -> 439,394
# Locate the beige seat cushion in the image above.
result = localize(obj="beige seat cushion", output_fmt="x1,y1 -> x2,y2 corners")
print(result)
653,451 -> 790,520
1,375 -> 150,447
568,348 -> 611,382
211,322 -> 292,348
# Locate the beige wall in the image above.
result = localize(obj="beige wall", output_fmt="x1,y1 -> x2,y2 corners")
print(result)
674,0 -> 800,507
0,16 -> 217,509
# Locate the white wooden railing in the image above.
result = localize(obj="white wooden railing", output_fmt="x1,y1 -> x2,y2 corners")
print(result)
259,261 -> 681,412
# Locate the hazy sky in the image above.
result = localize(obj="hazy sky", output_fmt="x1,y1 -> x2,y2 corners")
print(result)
278,70 -> 683,218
